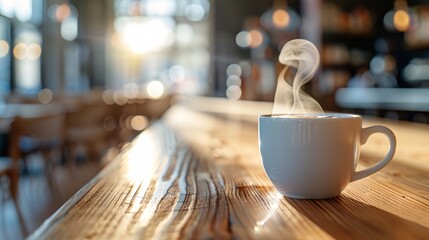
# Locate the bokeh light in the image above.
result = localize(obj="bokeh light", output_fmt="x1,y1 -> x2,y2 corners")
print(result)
185,3 -> 205,21
272,9 -> 290,28
370,55 -> 386,74
124,82 -> 139,99
146,80 -> 164,99
130,115 -> 149,131
248,29 -> 264,48
125,115 -> 133,130
226,85 -> 242,100
28,43 -> 42,60
236,31 -> 250,48
261,6 -> 300,32
239,61 -> 252,77
169,65 -> 186,83
103,116 -> 117,131
384,1 -> 416,33
144,0 -> 177,16
226,64 -> 242,77
226,75 -> 241,87
113,90 -> 128,105
61,15 -> 78,41
55,3 -> 71,22
13,43 -> 42,60
102,89 -> 115,105
13,43 -> 27,60
393,9 -> 410,32
37,88 -> 53,104
0,40 -> 9,58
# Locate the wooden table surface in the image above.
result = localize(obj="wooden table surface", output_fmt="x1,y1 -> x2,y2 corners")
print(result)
29,97 -> 429,239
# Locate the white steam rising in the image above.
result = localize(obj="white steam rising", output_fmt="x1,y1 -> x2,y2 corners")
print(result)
272,39 -> 323,114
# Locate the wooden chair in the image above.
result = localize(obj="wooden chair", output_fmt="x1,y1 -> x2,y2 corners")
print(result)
65,104 -> 114,163
10,115 -> 65,176
0,156 -> 26,236
1,114 -> 64,236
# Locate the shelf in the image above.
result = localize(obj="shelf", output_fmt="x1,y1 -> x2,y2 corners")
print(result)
335,88 -> 429,112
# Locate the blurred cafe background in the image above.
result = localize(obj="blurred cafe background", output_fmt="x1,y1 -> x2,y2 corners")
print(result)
1,0 -> 429,238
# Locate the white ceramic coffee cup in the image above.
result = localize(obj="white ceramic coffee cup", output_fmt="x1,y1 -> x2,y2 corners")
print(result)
258,113 -> 396,199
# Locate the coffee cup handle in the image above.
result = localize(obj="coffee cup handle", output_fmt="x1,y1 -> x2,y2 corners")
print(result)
351,125 -> 396,182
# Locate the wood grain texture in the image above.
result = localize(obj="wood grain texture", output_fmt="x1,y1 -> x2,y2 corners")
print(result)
29,98 -> 429,239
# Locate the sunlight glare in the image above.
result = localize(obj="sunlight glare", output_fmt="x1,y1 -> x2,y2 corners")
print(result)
121,18 -> 175,54
124,130 -> 160,182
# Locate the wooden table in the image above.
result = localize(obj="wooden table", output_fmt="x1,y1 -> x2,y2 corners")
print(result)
29,97 -> 429,239
0,103 -> 70,133
0,103 -> 71,156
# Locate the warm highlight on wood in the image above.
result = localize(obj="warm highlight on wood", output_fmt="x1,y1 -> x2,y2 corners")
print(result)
30,98 -> 429,239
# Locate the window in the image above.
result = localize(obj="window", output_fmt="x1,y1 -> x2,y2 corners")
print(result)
14,25 -> 42,94
109,0 -> 211,97
0,17 -> 11,96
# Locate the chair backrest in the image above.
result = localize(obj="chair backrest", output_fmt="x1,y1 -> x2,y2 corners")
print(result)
65,104 -> 111,128
65,104 -> 116,144
9,114 -> 65,161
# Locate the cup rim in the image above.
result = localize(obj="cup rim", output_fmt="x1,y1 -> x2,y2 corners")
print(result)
259,113 -> 361,119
